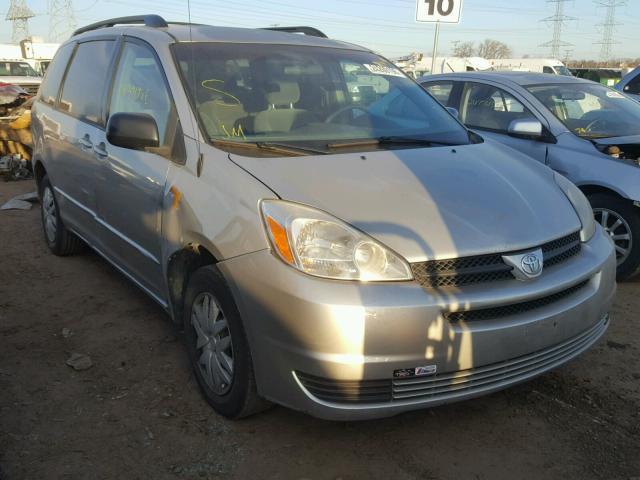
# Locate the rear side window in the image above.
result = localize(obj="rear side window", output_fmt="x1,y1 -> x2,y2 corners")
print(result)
543,66 -> 554,74
39,43 -> 75,106
59,40 -> 115,126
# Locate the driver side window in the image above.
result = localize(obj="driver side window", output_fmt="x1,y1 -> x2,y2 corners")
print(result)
109,41 -> 183,162
460,82 -> 537,133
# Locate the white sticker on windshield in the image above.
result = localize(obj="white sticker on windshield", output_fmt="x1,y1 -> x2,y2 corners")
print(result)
607,91 -> 624,98
363,63 -> 405,77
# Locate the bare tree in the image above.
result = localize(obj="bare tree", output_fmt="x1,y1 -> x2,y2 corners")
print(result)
477,39 -> 513,59
453,41 -> 475,58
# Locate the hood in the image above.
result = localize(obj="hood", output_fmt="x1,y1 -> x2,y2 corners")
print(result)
230,142 -> 581,262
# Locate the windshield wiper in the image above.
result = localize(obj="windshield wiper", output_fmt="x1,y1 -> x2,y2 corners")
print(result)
326,136 -> 456,150
212,138 -> 326,156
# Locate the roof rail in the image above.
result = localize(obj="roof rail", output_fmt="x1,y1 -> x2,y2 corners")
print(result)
73,15 -> 168,36
261,26 -> 328,38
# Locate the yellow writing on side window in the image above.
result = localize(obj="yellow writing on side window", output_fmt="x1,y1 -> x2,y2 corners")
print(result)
221,123 -> 246,140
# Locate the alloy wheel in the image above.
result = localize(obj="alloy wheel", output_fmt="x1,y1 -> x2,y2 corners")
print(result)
42,187 -> 58,243
594,207 -> 633,266
191,292 -> 234,395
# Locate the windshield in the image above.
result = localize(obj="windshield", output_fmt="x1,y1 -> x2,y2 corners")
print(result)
527,82 -> 640,139
173,43 -> 470,154
554,65 -> 573,76
0,61 -> 39,77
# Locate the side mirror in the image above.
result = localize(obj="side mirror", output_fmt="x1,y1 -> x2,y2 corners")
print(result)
446,107 -> 459,119
508,118 -> 543,139
106,112 -> 159,151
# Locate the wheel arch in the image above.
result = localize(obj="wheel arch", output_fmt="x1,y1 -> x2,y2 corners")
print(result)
33,159 -> 47,192
166,243 -> 218,326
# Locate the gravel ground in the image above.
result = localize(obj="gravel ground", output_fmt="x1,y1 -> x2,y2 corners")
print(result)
1,180 -> 639,480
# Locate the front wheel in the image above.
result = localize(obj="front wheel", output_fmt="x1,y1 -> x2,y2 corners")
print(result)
183,265 -> 270,418
589,193 -> 640,281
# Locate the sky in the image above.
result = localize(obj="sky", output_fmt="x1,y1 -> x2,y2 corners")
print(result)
1,0 -> 639,60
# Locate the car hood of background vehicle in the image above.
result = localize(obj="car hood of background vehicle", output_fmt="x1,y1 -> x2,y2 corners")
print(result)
230,142 -> 581,263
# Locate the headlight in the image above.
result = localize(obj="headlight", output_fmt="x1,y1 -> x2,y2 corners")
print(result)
554,173 -> 595,242
261,200 -> 413,281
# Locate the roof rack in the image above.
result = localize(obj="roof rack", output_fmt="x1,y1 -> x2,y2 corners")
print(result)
73,15 -> 168,36
261,26 -> 328,38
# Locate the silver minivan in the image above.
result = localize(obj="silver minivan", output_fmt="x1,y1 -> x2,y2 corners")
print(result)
32,16 -> 616,420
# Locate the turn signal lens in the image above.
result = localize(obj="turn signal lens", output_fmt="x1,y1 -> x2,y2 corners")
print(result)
266,216 -> 294,264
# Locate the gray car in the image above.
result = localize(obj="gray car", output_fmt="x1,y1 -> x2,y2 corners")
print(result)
421,72 -> 640,280
31,16 -> 616,420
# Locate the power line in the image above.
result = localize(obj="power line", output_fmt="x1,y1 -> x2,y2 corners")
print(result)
49,0 -> 77,42
5,0 -> 35,43
540,0 -> 575,58
594,0 -> 626,60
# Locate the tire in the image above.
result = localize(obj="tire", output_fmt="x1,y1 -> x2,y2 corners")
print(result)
183,265 -> 270,418
588,193 -> 640,281
39,175 -> 83,256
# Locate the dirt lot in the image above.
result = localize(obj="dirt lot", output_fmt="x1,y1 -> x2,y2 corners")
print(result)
1,180 -> 639,480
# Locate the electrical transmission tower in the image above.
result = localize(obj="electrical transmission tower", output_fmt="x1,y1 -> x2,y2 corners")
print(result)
594,0 -> 626,60
5,0 -> 35,43
540,0 -> 575,59
49,0 -> 77,42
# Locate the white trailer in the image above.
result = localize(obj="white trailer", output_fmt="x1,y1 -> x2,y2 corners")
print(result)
489,58 -> 572,76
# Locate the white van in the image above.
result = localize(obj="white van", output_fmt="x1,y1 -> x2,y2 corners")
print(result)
490,58 -> 572,76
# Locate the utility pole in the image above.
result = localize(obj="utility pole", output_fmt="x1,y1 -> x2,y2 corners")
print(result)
540,0 -> 575,59
594,0 -> 626,61
49,0 -> 77,42
5,0 -> 35,43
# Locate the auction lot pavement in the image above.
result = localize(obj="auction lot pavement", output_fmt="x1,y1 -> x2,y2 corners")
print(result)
1,180 -> 639,480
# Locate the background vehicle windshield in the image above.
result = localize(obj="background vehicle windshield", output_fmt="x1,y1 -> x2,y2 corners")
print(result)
527,83 -> 640,139
0,61 -> 39,77
173,43 -> 469,149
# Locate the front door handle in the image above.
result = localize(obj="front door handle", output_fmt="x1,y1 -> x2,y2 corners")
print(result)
79,134 -> 93,150
94,142 -> 108,159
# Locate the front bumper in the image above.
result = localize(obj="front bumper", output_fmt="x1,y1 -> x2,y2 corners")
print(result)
219,226 -> 616,420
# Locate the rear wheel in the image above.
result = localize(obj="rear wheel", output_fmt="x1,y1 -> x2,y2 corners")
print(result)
589,193 -> 640,281
183,265 -> 270,418
39,175 -> 83,256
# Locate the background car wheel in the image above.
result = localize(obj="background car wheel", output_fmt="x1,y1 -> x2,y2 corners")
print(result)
39,175 -> 83,256
589,193 -> 640,281
183,265 -> 270,419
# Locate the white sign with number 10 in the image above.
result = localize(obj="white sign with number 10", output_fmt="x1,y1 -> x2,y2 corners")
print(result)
416,0 -> 463,23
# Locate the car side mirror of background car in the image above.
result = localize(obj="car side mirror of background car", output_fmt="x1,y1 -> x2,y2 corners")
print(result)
508,119 -> 544,140
107,113 -> 160,151
446,107 -> 459,119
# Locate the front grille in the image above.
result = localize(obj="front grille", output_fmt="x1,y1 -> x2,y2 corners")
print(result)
295,315 -> 608,406
444,279 -> 589,323
19,84 -> 39,96
411,231 -> 581,289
